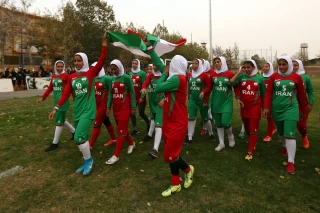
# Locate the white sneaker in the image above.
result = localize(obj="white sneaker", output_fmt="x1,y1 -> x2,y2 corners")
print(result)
215,144 -> 225,152
127,143 -> 135,154
105,155 -> 119,165
228,134 -> 235,147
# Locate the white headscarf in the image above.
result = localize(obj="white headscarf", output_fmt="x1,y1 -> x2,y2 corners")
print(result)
131,59 -> 141,73
203,60 -> 210,72
215,57 -> 228,74
278,56 -> 293,76
149,64 -> 161,77
293,59 -> 305,75
54,60 -> 65,75
74,52 -> 89,73
263,62 -> 274,77
91,62 -> 105,78
167,55 -> 187,80
245,59 -> 258,77
110,59 -> 124,78
192,59 -> 204,78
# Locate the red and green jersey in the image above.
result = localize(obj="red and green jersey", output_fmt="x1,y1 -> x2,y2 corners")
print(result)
188,72 -> 211,109
300,74 -> 314,105
56,47 -> 107,121
95,75 -> 112,108
233,74 -> 266,119
264,76 -> 271,89
107,74 -> 136,121
42,73 -> 70,112
142,73 -> 163,113
129,70 -> 146,104
209,71 -> 235,113
264,73 -> 307,121
155,74 -> 188,138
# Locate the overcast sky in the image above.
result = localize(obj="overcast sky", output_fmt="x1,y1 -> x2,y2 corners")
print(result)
30,0 -> 320,61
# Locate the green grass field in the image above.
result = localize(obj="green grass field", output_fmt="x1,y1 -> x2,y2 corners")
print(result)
0,78 -> 320,213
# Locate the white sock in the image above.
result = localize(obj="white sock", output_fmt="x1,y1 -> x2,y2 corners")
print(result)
208,108 -> 212,120
153,128 -> 162,151
286,139 -> 296,163
225,126 -> 233,137
52,126 -> 63,144
64,121 -> 75,133
148,120 -> 155,137
78,141 -> 91,160
205,120 -> 213,135
280,136 -> 286,147
188,120 -> 195,140
240,123 -> 245,133
217,128 -> 225,145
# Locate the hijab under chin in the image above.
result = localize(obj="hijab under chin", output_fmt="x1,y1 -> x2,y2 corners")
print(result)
263,62 -> 274,77
167,55 -> 187,80
110,60 -> 124,78
75,52 -> 89,73
278,56 -> 293,76
54,60 -> 66,75
215,57 -> 228,74
293,59 -> 305,75
131,59 -> 141,73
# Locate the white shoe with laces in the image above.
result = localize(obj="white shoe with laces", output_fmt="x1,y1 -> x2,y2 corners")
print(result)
127,143 -> 135,154
228,134 -> 235,147
215,144 -> 225,152
105,155 -> 119,165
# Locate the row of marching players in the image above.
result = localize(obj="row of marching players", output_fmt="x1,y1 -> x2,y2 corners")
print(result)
36,33 -> 313,197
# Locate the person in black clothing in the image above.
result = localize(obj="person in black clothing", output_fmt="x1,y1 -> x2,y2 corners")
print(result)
11,68 -> 17,87
16,68 -> 23,88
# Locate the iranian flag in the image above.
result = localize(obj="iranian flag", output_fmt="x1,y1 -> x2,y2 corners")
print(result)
107,30 -> 186,58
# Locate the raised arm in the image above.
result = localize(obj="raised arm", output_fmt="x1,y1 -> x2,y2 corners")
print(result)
89,32 -> 108,77
155,74 -> 180,93
149,50 -> 165,73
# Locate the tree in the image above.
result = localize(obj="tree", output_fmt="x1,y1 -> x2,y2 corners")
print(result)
251,54 -> 266,69
212,45 -> 224,58
76,0 -> 115,62
232,43 -> 240,68
152,23 -> 168,38
223,47 -> 234,69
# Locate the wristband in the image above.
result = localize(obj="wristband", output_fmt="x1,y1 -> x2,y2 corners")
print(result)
53,106 -> 60,110
147,46 -> 154,52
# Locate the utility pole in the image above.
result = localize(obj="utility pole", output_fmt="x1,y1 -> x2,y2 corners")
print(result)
209,0 -> 213,64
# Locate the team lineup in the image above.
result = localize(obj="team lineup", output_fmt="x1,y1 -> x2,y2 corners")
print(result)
36,32 -> 314,197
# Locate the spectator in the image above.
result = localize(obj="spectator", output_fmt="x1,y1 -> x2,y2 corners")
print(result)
12,68 -> 17,87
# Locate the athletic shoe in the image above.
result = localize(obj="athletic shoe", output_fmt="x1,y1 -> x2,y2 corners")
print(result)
302,136 -> 310,149
104,140 -> 117,147
215,144 -> 225,152
238,131 -> 245,138
200,129 -> 208,136
130,129 -> 139,136
70,133 -> 75,140
76,164 -> 85,173
245,153 -> 253,161
228,134 -> 235,147
286,162 -> 295,174
281,147 -> 288,157
263,136 -> 272,142
143,135 -> 153,142
209,134 -> 215,141
148,149 -> 158,158
127,143 -> 135,154
83,157 -> 93,176
184,165 -> 194,188
161,185 -> 181,197
45,143 -> 59,152
105,155 -> 119,165
184,139 -> 192,146
272,129 -> 277,135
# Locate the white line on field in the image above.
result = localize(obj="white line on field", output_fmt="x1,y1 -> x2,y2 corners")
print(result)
0,166 -> 23,179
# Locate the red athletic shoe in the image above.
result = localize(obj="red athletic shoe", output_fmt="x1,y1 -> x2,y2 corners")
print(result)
272,129 -> 277,135
200,129 -> 208,136
104,140 -> 117,147
263,136 -> 272,143
302,136 -> 309,149
286,162 -> 295,174
281,147 -> 288,157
